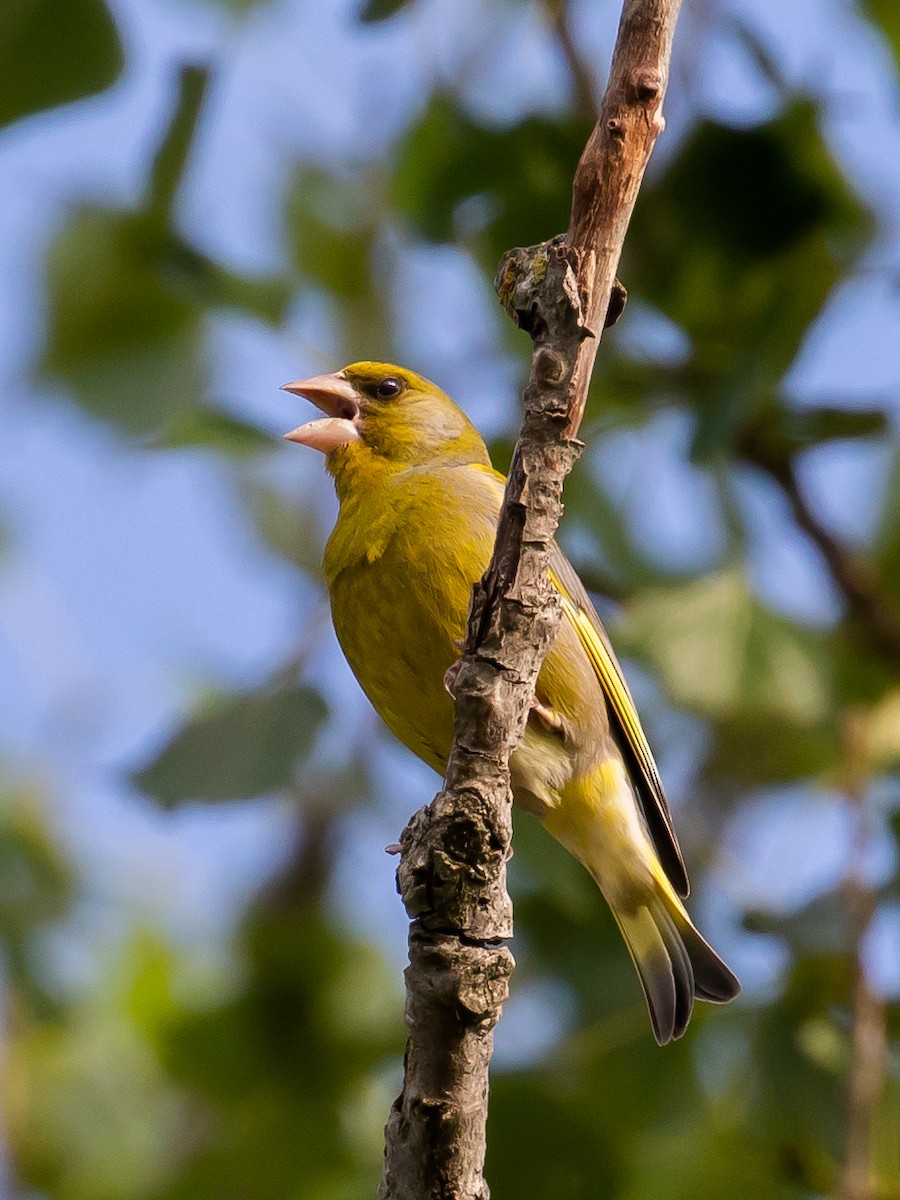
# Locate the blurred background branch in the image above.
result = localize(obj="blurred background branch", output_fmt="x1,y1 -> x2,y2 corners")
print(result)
543,0 -> 599,121
840,710 -> 887,1200
740,425 -> 900,672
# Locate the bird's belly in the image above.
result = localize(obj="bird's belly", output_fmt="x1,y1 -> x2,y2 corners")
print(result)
543,757 -> 657,907
509,724 -> 575,817
329,559 -> 461,774
327,522 -> 607,809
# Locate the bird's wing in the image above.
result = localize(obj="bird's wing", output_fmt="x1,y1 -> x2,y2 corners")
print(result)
548,547 -> 690,898
464,463 -> 688,897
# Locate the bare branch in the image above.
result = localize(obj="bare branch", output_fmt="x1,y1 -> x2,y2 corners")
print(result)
379,2 -> 683,1197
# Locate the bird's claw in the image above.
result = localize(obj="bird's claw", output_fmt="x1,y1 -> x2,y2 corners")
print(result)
444,659 -> 462,697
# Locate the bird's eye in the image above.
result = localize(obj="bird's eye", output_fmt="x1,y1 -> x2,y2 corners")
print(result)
375,377 -> 403,399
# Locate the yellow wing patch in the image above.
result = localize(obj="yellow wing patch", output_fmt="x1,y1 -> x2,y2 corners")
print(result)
549,565 -> 689,897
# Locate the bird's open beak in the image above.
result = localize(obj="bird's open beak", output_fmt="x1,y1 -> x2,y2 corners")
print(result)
281,372 -> 362,452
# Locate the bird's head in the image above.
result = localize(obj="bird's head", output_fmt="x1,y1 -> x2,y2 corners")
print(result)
281,361 -> 490,473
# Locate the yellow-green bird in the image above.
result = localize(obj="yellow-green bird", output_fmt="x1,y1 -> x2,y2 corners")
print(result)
282,361 -> 739,1044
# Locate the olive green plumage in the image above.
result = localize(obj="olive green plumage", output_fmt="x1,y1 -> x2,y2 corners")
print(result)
284,361 -> 740,1043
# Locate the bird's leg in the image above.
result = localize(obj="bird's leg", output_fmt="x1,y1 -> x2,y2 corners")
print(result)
531,697 -> 564,735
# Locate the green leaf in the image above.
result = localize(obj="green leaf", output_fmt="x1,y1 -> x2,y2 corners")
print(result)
703,712 -> 840,786
751,953 -> 852,1176
38,63 -> 288,434
40,208 -> 204,435
744,404 -> 890,465
133,684 -> 327,807
788,406 -> 889,445
286,170 -> 376,300
488,1076 -> 620,1200
862,0 -> 900,74
358,0 -> 414,22
0,0 -> 124,128
743,892 -> 852,956
0,792 -> 73,938
153,408 -> 273,456
0,791 -> 74,1015
201,0 -> 268,10
618,569 -> 833,724
284,167 -> 394,358
203,267 -> 292,325
147,67 -> 209,220
37,70 -> 214,434
242,481 -> 327,577
614,1112 -> 782,1200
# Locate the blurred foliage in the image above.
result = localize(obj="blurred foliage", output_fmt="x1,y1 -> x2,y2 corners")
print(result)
626,102 -> 872,462
149,828 -> 403,1200
620,569 -> 834,725
40,67 -> 289,436
4,0 -> 900,1198
133,680 -> 326,808
285,167 -> 392,358
0,790 -> 74,1015
392,94 -> 591,260
152,407 -> 275,456
358,0 -> 415,23
864,0 -> 900,70
0,0 -> 123,128
877,447 -> 900,610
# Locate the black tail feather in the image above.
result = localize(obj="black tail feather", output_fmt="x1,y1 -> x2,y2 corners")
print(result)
617,891 -> 741,1045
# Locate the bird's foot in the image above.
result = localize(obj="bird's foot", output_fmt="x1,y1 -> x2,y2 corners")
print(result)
531,697 -> 564,735
443,660 -> 461,697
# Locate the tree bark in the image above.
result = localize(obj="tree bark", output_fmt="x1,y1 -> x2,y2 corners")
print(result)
378,3 -> 683,1197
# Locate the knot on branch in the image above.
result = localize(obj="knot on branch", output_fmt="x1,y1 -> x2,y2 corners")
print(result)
629,67 -> 662,102
534,346 -> 566,386
606,115 -> 626,141
494,235 -> 586,342
605,278 -> 628,328
495,239 -> 627,350
397,794 -> 513,940
409,930 -> 514,1025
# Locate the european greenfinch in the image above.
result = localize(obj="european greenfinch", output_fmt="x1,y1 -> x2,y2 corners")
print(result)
282,361 -> 739,1043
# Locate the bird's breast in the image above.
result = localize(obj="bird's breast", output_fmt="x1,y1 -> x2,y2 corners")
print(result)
326,480 -> 489,772
323,463 -> 608,800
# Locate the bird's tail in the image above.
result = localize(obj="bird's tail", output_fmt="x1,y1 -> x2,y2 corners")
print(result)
614,883 -> 740,1045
